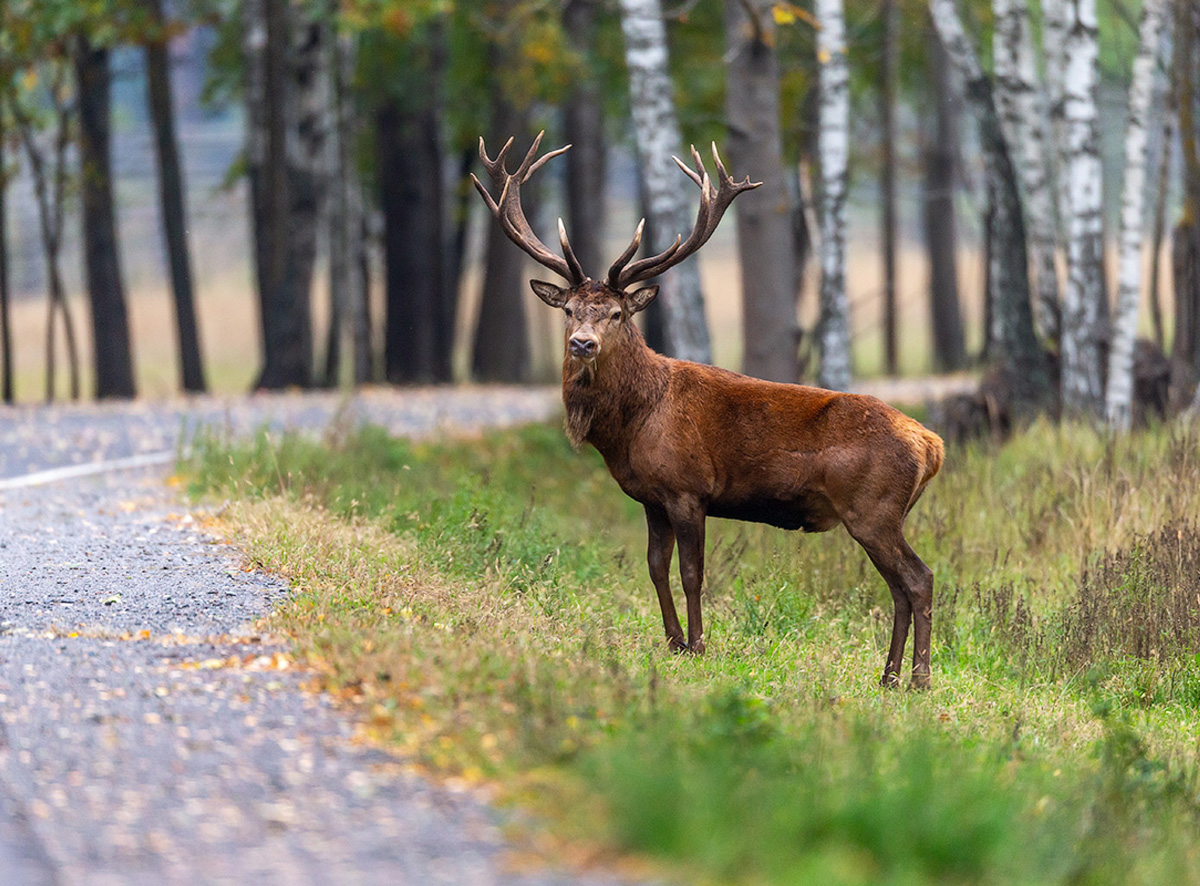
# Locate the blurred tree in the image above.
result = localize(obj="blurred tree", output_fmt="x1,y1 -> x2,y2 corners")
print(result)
324,9 -> 369,385
618,0 -> 712,364
1107,0 -> 1169,430
145,0 -> 205,393
930,0 -> 1050,413
75,34 -> 136,399
923,23 -> 966,372
724,0 -> 799,383
993,0 -> 1059,344
1172,0 -> 1200,395
243,0 -> 315,390
1059,0 -> 1106,418
6,60 -> 81,402
472,79 -> 532,382
880,0 -> 898,376
0,102 -> 11,404
563,0 -> 607,279
375,20 -> 452,384
815,0 -> 852,391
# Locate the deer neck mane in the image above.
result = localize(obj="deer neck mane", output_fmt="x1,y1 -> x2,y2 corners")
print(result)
561,322 -> 668,452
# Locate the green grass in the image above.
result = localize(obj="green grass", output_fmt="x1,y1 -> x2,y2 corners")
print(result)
186,418 -> 1200,885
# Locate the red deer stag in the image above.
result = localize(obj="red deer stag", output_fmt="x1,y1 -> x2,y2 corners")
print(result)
472,132 -> 944,688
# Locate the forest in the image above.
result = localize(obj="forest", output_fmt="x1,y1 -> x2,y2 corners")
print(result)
0,0 -> 1194,433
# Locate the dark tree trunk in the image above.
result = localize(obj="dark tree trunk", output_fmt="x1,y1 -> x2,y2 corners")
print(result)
75,38 -> 136,399
246,0 -> 315,390
0,109 -> 12,403
637,173 -> 667,354
924,26 -> 966,371
724,0 -> 799,383
880,0 -> 899,375
563,0 -> 607,278
378,100 -> 450,383
444,147 -> 473,323
1172,0 -> 1200,386
146,0 -> 205,393
471,89 -> 531,383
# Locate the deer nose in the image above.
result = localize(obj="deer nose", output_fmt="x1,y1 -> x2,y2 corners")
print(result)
568,335 -> 598,359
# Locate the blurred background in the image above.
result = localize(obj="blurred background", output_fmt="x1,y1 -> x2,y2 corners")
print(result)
0,0 -> 1190,428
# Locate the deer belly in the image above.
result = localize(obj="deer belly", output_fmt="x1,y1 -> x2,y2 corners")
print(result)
708,493 -> 840,533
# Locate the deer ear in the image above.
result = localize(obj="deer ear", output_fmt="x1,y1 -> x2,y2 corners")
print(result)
530,280 -> 570,308
626,284 -> 659,314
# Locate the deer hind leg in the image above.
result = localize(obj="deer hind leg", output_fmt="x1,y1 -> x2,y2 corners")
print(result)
645,505 -> 686,651
849,523 -> 934,689
666,499 -> 707,654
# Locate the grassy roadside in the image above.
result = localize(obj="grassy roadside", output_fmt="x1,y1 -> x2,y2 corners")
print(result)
186,419 -> 1200,885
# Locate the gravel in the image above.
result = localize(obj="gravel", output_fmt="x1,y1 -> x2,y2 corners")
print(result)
0,389 -> 645,886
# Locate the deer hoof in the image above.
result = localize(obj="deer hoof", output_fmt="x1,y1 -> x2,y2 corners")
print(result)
880,671 -> 902,689
909,672 -> 931,691
668,636 -> 689,653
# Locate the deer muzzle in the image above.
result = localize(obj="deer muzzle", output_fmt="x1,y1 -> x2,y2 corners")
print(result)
568,334 -> 599,361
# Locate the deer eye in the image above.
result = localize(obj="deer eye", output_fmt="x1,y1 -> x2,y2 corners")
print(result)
564,307 -> 573,318
610,310 -> 622,322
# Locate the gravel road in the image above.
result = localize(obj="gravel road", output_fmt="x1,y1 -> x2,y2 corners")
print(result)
0,388 -> 643,886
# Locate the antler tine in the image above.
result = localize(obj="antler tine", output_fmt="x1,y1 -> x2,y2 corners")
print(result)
558,218 -> 586,283
613,144 -> 757,289
469,172 -> 499,215
471,133 -> 585,285
605,218 -> 646,288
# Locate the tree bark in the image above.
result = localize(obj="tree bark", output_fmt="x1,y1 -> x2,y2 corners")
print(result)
1106,0 -> 1168,430
617,0 -> 712,363
993,0 -> 1060,343
930,0 -> 1050,412
0,104 -> 12,403
244,0 -> 316,390
146,0 -> 206,393
924,24 -> 966,372
325,18 -> 368,385
1172,0 -> 1200,386
563,0 -> 607,279
724,0 -> 799,383
75,38 -> 136,399
815,0 -> 852,391
880,0 -> 899,375
1059,0 -> 1107,417
379,99 -> 450,383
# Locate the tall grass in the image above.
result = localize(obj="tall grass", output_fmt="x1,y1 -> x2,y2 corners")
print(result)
187,419 -> 1200,884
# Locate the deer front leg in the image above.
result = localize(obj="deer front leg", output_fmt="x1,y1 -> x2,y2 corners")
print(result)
668,500 -> 707,655
645,505 -> 686,651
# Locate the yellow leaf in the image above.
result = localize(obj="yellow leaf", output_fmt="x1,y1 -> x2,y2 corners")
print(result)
773,6 -> 795,24
818,48 -> 832,63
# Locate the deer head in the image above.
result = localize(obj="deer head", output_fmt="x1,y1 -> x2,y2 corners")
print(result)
471,132 -> 761,372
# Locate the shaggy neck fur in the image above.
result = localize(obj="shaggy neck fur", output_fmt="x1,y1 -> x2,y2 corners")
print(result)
561,321 -> 669,452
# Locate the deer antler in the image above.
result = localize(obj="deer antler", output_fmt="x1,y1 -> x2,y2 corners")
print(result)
607,143 -> 761,290
470,131 -> 587,286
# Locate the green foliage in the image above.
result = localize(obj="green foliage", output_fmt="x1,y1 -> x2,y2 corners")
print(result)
187,418 -> 1200,885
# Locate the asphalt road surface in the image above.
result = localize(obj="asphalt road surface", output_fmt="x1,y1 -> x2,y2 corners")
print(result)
0,389 -> 641,886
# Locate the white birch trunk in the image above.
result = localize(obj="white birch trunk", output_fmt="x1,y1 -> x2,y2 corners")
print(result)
617,0 -> 712,363
993,0 -> 1059,341
930,0 -> 1050,408
815,0 -> 852,391
1105,0 -> 1169,430
1042,0 -> 1070,240
1060,0 -> 1105,417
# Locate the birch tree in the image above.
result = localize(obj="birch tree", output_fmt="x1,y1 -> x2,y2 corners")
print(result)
993,0 -> 1059,341
815,0 -> 852,391
929,0 -> 1050,410
1106,0 -> 1169,430
617,0 -> 711,364
1059,0 -> 1106,417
